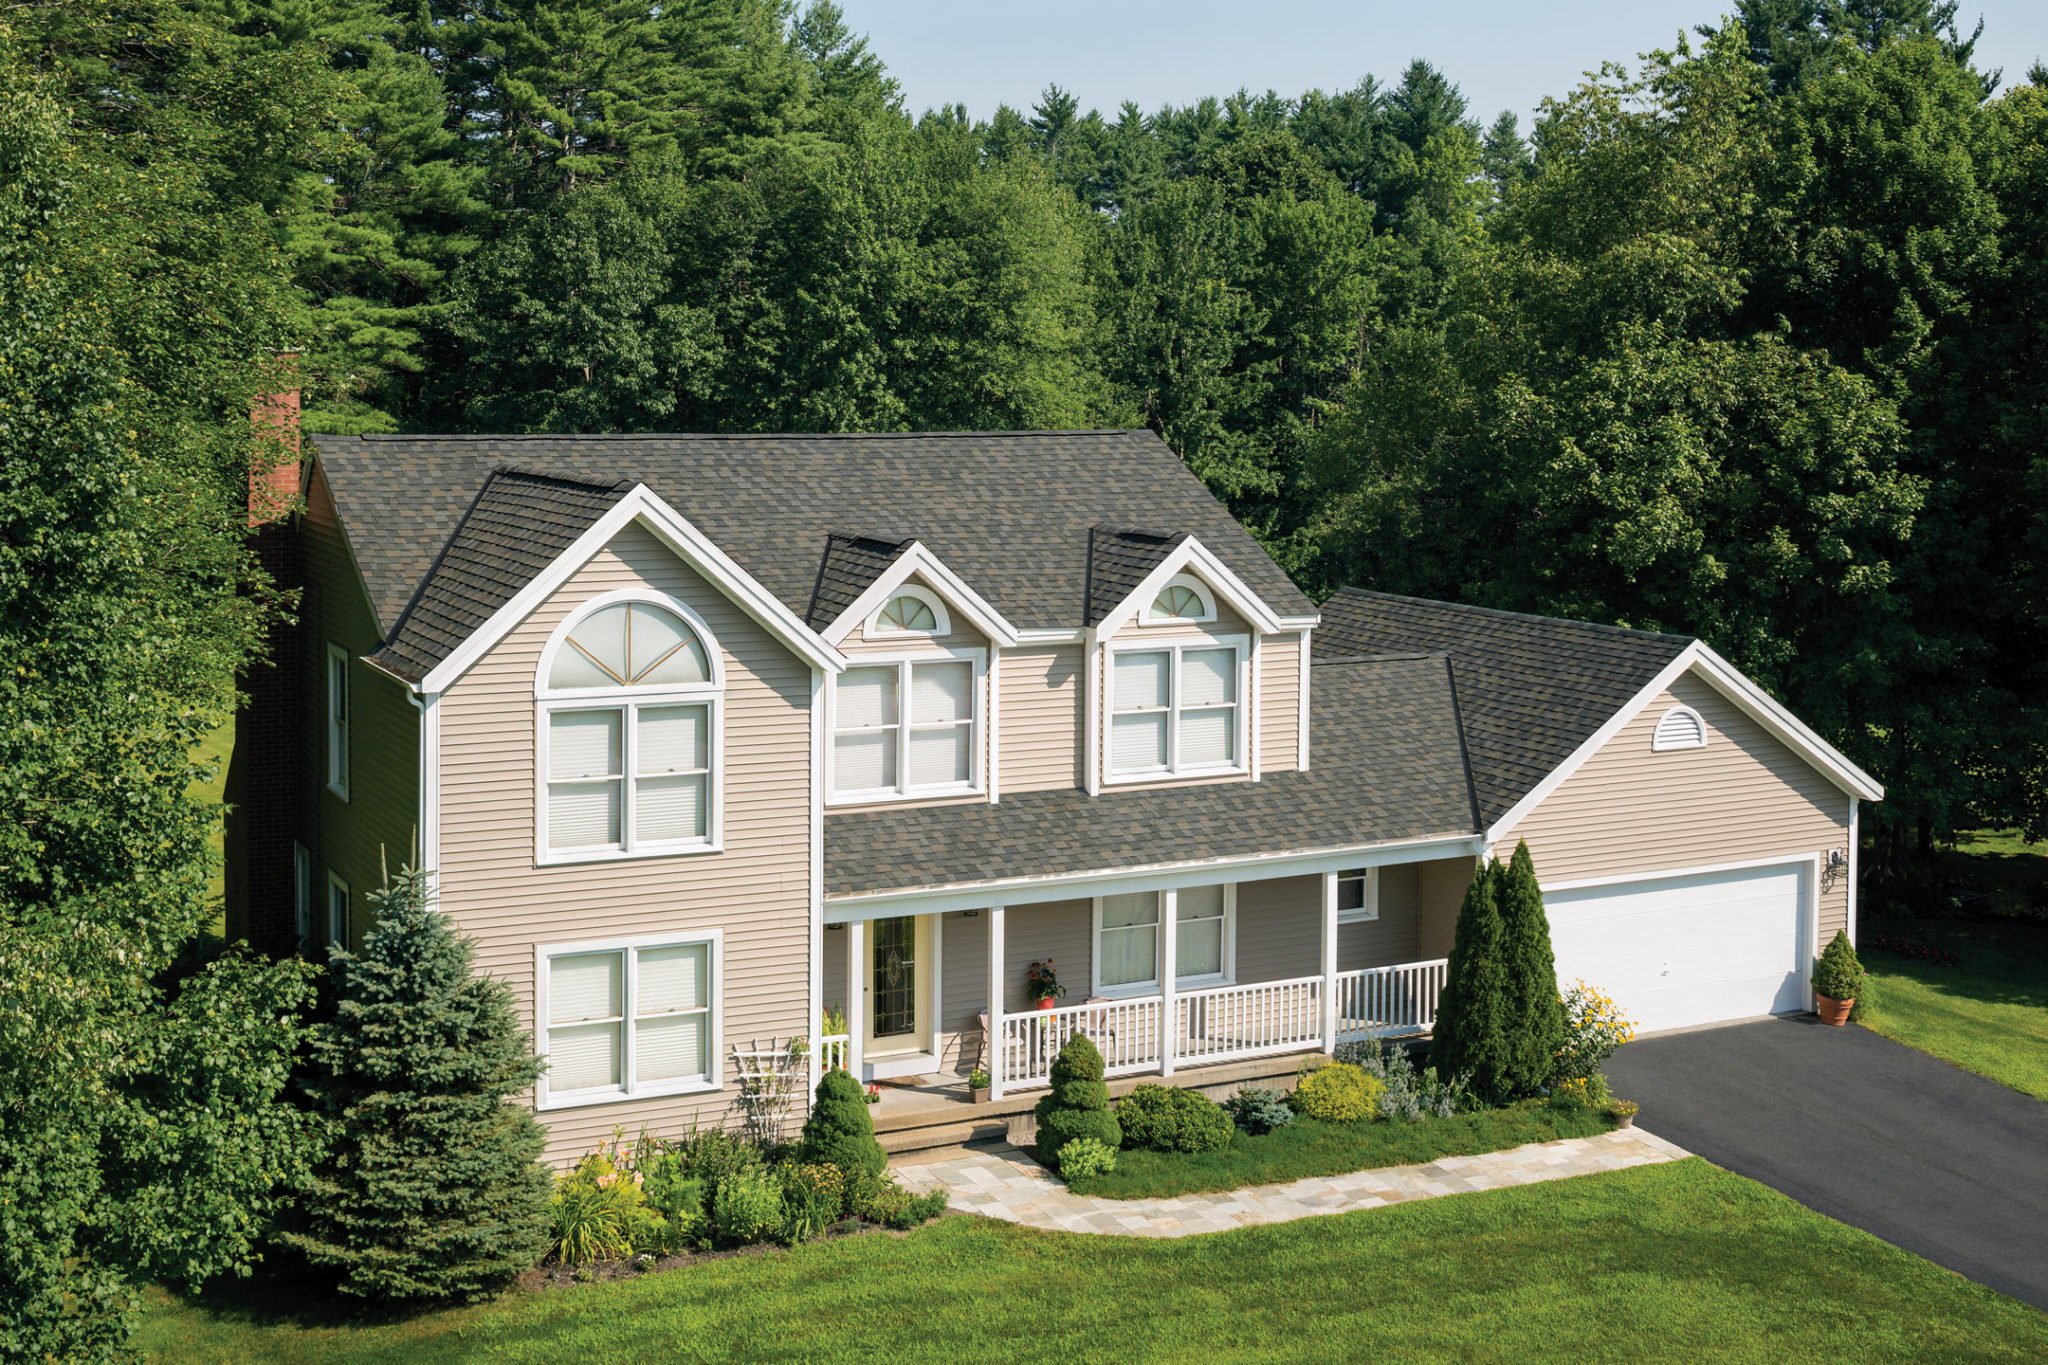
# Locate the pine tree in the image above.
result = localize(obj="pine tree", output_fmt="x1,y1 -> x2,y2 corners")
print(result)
280,864 -> 552,1304
799,1068 -> 886,1178
1433,858 -> 1514,1103
1495,840 -> 1566,1094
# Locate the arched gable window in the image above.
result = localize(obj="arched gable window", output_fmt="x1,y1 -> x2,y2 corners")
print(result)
1651,704 -> 1707,752
870,588 -> 948,637
1144,574 -> 1216,624
537,593 -> 723,861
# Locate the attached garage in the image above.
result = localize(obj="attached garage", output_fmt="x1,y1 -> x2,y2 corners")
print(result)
1544,862 -> 1813,1035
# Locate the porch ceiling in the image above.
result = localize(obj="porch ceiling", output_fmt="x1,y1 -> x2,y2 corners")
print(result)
825,653 -> 1477,901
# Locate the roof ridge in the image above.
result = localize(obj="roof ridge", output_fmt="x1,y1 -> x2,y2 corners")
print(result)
349,428 -> 1157,443
1331,587 -> 1697,647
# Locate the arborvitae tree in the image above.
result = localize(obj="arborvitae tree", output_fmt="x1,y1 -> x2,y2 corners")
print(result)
281,864 -> 552,1304
1496,840 -> 1566,1093
1433,858 -> 1513,1103
800,1068 -> 886,1178
1032,1035 -> 1121,1168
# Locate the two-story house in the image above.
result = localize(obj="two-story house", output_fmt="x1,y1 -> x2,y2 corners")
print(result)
225,427 -> 1881,1161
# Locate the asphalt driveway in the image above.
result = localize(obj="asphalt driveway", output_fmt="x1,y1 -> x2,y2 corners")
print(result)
1606,1015 -> 2048,1311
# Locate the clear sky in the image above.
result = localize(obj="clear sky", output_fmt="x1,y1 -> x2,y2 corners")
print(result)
839,1 -> 2048,126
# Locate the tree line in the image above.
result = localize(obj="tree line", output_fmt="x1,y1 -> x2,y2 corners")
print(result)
1,0 -> 2043,1355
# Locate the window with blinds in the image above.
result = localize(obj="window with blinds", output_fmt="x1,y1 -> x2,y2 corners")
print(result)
1109,642 -> 1243,779
831,656 -> 980,800
538,596 -> 720,861
541,938 -> 714,1106
1093,884 -> 1233,995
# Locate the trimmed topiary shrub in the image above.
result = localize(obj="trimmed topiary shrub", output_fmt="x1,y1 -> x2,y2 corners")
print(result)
1116,1084 -> 1234,1153
1813,929 -> 1867,1006
1433,857 -> 1515,1104
1056,1138 -> 1118,1179
1497,840 -> 1566,1095
800,1067 -> 885,1180
1032,1035 -> 1121,1168
1291,1062 -> 1385,1123
1224,1085 -> 1296,1135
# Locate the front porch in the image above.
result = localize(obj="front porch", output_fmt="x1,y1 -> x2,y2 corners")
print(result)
819,857 -> 1472,1105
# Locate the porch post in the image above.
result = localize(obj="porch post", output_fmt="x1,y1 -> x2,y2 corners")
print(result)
987,905 -> 1006,1100
847,918 -> 865,1084
1321,871 -> 1340,1054
1159,888 -> 1178,1078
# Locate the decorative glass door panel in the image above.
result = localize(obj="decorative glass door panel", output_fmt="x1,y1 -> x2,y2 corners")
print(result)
872,916 -> 917,1040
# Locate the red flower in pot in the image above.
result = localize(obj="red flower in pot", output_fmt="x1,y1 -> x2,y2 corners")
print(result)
1025,959 -> 1066,1010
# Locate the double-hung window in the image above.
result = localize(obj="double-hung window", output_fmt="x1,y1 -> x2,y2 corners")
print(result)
1093,885 -> 1233,996
539,934 -> 719,1108
1337,868 -> 1379,923
831,656 -> 979,801
538,596 -> 722,863
325,644 -> 350,799
1109,642 -> 1244,778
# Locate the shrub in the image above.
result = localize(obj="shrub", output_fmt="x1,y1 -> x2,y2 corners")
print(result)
1553,981 -> 1636,1085
1224,1085 -> 1295,1135
1291,1062 -> 1385,1123
1032,1035 -> 1121,1167
549,1145 -> 664,1265
1336,1038 -> 1472,1120
1813,929 -> 1867,1005
711,1167 -> 783,1245
1057,1138 -> 1118,1179
668,1124 -> 764,1207
861,1184 -> 950,1230
775,1162 -> 845,1244
640,1156 -> 704,1253
800,1068 -> 886,1180
1116,1084 -> 1234,1153
1549,1072 -> 1612,1109
1497,841 -> 1566,1095
1433,858 -> 1515,1103
279,865 -> 551,1304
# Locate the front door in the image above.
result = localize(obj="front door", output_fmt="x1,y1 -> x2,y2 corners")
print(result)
865,915 -> 930,1056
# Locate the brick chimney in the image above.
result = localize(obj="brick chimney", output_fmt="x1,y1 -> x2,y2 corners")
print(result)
226,353 -> 306,953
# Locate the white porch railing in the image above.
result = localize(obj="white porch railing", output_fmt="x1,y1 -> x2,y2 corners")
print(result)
1176,975 -> 1325,1067
1000,997 -> 1162,1088
1334,958 -> 1449,1041
817,1033 -> 850,1072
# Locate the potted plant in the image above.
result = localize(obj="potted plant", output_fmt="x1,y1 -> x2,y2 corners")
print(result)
1605,1098 -> 1639,1130
1811,929 -> 1865,1026
1025,960 -> 1065,1011
968,1067 -> 991,1104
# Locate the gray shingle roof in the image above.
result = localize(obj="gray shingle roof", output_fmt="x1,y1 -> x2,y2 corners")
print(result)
1315,589 -> 1693,827
822,654 -> 1477,898
311,431 -> 1316,639
805,533 -> 913,630
369,467 -> 631,682
1086,525 -> 1187,625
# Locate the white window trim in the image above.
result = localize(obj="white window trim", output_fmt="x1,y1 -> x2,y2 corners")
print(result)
1089,886 -> 1236,999
534,928 -> 724,1112
326,871 -> 349,948
1103,636 -> 1250,785
293,842 -> 312,943
1336,866 -> 1380,923
325,644 -> 350,800
826,647 -> 988,807
865,586 -> 950,638
1652,704 -> 1709,752
1141,572 -> 1217,626
533,589 -> 726,867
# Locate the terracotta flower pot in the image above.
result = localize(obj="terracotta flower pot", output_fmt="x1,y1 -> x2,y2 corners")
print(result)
1036,997 -> 1056,1011
1815,992 -> 1854,1026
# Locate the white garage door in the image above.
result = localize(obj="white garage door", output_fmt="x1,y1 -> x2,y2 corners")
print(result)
1544,863 -> 1808,1034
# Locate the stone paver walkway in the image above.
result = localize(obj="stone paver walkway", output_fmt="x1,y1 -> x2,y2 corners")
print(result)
895,1127 -> 1691,1237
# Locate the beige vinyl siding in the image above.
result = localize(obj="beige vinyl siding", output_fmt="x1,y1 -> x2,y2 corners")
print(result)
1499,670 -> 1852,943
935,911 -> 989,1072
997,645 -> 1083,793
301,463 -> 418,947
1417,856 -> 1477,958
436,522 -> 813,1162
1260,633 -> 1301,772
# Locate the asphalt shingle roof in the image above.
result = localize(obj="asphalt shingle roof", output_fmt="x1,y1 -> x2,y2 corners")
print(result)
370,467 -> 631,683
1315,589 -> 1694,827
822,654 -> 1477,898
1085,525 -> 1187,625
312,431 -> 1315,642
805,532 -> 913,631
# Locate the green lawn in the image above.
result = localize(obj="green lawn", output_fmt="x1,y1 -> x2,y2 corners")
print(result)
1066,1100 -> 1612,1200
1861,918 -> 2048,1100
135,1160 -> 2047,1364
